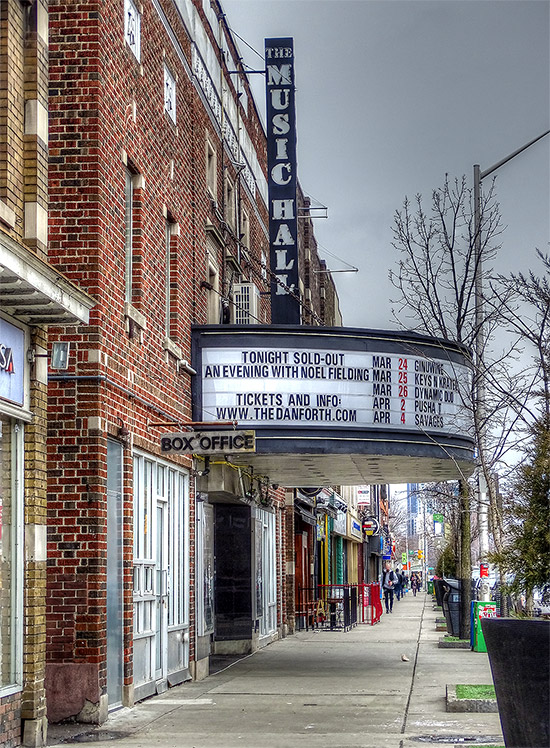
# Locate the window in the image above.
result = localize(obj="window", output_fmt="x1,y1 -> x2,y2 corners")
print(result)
164,218 -> 179,338
164,64 -> 176,123
133,453 -> 189,632
0,416 -> 23,694
224,176 -> 236,231
124,169 -> 134,302
206,261 -> 219,324
206,137 -> 217,200
240,207 -> 250,250
165,220 -> 172,336
124,167 -> 145,311
124,0 -> 141,61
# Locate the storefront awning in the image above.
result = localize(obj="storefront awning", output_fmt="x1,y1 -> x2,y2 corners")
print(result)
0,236 -> 94,326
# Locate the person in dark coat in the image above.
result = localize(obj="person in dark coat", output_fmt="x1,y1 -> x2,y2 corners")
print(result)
394,567 -> 404,600
382,562 -> 398,613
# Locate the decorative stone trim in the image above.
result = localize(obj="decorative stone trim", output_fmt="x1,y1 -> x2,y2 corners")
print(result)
124,302 -> 147,330
163,336 -> 182,359
0,201 -> 16,228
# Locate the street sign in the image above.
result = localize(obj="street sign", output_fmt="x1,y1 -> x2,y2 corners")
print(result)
401,552 -> 407,564
433,513 -> 444,523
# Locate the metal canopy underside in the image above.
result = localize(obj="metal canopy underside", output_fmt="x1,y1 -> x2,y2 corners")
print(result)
0,238 -> 94,326
227,450 -> 474,487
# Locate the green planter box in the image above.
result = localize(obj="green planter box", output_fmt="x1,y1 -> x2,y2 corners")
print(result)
472,601 -> 497,652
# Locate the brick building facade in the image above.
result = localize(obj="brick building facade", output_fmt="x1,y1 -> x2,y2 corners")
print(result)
0,0 -> 93,745
44,0 -> 339,729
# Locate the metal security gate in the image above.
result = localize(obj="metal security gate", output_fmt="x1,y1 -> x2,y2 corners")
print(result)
257,508 -> 277,640
133,453 -> 189,700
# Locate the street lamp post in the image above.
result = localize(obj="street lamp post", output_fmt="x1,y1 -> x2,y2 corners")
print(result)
474,129 -> 550,600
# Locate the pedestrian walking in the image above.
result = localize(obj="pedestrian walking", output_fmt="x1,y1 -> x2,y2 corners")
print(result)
411,573 -> 420,597
394,567 -> 404,601
382,562 -> 398,613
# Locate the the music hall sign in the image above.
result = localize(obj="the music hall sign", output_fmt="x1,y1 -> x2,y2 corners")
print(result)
265,38 -> 300,325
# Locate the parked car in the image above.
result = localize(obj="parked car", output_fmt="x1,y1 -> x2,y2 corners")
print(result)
534,585 -> 550,616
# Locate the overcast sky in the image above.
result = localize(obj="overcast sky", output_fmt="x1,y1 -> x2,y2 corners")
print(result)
222,0 -> 550,329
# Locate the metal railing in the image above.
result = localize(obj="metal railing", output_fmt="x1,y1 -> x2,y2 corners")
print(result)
296,583 -> 382,631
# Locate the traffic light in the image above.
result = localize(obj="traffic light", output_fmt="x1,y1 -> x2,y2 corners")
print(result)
417,549 -> 424,559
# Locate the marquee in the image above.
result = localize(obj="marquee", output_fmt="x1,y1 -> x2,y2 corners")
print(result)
192,325 -> 475,486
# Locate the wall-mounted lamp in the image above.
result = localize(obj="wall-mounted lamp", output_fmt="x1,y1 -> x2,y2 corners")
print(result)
51,341 -> 71,370
27,340 -> 71,369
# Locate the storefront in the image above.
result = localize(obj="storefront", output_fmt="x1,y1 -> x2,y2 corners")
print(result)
346,511 -> 363,584
0,318 -> 26,706
0,237 -> 93,745
194,460 -> 281,679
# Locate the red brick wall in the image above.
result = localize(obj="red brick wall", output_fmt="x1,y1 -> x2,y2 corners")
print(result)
46,0 -> 270,715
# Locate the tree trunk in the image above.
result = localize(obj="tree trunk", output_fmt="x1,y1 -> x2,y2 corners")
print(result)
458,480 -> 472,640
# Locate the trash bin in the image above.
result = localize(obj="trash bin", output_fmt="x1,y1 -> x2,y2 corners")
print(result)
442,578 -> 460,637
433,578 -> 446,608
428,580 -> 434,595
472,601 -> 497,652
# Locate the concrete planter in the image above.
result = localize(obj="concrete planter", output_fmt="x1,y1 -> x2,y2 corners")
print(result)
446,684 -> 498,713
438,637 -> 470,648
481,618 -> 550,748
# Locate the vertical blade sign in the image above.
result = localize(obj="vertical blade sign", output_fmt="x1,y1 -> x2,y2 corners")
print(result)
265,38 -> 300,324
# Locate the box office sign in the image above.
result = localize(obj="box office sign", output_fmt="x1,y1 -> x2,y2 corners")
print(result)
265,37 -> 300,325
0,318 -> 24,407
200,346 -> 471,437
160,430 -> 256,455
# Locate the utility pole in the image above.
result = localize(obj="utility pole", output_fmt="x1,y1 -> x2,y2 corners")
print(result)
422,495 -> 427,589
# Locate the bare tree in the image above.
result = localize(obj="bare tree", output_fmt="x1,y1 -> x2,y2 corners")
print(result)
487,252 -> 550,607
389,174 -> 513,637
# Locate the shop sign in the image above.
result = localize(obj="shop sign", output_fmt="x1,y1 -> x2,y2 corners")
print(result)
0,319 -> 24,406
201,346 -> 471,436
332,508 -> 346,536
351,519 -> 362,540
265,37 -> 300,324
160,430 -> 255,455
357,486 -> 371,505
363,517 -> 379,536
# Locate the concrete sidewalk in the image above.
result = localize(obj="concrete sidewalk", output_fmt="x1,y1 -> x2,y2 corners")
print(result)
47,593 -> 504,748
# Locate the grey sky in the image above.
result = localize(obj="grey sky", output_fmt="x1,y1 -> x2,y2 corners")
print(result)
222,0 -> 550,329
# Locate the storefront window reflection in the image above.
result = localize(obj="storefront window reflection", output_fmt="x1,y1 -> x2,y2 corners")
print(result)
0,415 -> 22,691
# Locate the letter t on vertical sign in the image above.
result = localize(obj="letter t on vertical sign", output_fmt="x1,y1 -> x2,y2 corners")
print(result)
265,37 -> 300,324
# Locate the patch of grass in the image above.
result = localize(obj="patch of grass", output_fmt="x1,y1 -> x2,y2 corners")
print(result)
456,684 -> 496,700
443,635 -> 469,642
